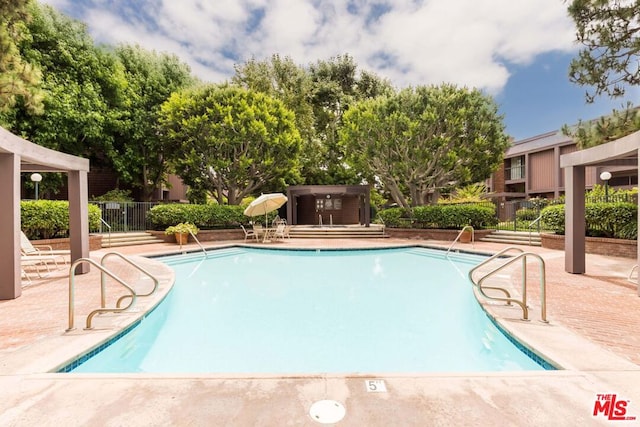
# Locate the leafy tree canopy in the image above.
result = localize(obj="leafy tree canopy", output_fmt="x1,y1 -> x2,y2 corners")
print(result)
568,0 -> 640,102
158,84 -> 302,204
0,0 -> 43,116
563,103 -> 640,148
111,44 -> 195,200
307,54 -> 394,185
340,84 -> 508,207
8,2 -> 127,161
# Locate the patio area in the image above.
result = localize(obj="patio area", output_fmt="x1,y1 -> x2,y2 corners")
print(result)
1,236 -> 639,426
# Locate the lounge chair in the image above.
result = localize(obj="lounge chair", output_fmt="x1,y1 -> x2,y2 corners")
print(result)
21,255 -> 53,278
21,268 -> 33,284
241,225 -> 258,242
20,231 -> 68,267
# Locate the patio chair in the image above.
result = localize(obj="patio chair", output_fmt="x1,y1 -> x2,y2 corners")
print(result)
241,225 -> 258,242
20,231 -> 68,267
272,223 -> 287,241
252,224 -> 268,242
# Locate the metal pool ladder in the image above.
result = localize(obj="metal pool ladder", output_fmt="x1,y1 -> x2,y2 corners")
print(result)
67,251 -> 160,331
468,246 -> 547,322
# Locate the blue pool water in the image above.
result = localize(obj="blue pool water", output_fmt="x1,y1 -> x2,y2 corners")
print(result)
69,247 -> 548,373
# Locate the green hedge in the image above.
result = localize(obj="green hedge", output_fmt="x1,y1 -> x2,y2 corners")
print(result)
515,207 -> 539,221
147,203 -> 248,230
540,202 -> 637,239
21,200 -> 102,239
377,207 -> 411,227
378,203 -> 497,229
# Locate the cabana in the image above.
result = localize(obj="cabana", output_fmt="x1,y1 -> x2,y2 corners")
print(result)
561,130 -> 639,296
0,127 -> 90,300
286,185 -> 371,226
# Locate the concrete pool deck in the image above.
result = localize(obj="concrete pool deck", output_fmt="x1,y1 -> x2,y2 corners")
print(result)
1,237 -> 639,426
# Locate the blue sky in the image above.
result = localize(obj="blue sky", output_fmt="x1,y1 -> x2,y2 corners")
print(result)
41,0 -> 638,141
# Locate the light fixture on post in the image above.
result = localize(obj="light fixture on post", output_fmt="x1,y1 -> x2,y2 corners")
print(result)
599,171 -> 612,203
30,173 -> 42,200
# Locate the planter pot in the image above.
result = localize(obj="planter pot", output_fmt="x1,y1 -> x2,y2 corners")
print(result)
459,230 -> 472,243
175,233 -> 189,245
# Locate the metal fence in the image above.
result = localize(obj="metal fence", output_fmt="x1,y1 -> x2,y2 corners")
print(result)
91,201 -> 159,232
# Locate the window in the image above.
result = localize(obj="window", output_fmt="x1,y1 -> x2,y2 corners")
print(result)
506,156 -> 525,180
316,197 -> 342,210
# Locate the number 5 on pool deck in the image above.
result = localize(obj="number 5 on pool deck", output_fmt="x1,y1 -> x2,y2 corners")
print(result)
365,379 -> 387,393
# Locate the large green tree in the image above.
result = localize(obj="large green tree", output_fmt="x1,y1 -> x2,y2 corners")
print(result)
112,45 -> 194,200
8,2 -> 126,161
307,54 -> 394,185
158,84 -> 302,204
568,0 -> 640,102
233,54 -> 315,145
0,0 -> 42,115
232,54 -> 315,191
340,84 -> 508,207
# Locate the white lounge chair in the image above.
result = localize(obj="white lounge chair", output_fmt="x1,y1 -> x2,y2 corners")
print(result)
20,231 -> 68,267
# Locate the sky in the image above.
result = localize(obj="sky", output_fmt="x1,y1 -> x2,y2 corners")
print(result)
40,0 -> 639,141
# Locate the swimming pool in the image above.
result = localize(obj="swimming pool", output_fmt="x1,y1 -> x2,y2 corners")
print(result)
68,247 -> 549,373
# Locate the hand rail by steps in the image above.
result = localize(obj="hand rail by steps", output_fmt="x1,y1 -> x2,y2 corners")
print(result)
446,225 -> 474,256
175,230 -> 208,258
189,230 -> 208,258
99,251 -> 161,308
528,215 -> 542,245
100,218 -> 112,248
67,258 -> 137,331
468,246 -> 547,322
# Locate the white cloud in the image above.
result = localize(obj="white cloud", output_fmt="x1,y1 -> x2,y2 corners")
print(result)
45,0 -> 578,94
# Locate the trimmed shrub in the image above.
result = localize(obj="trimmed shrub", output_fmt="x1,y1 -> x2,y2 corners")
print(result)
379,203 -> 497,229
377,207 -> 410,228
21,200 -> 101,239
515,207 -> 538,222
540,204 -> 565,234
540,202 -> 637,239
147,203 -> 247,230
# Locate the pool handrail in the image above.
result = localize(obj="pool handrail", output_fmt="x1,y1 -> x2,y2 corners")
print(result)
182,229 -> 208,258
67,258 -> 137,331
99,251 -> 161,308
468,246 -> 547,322
446,225 -> 474,256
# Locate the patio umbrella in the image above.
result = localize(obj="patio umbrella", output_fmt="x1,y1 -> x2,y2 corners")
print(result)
243,193 -> 288,224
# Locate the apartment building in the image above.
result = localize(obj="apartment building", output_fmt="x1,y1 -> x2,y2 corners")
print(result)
488,129 -> 638,201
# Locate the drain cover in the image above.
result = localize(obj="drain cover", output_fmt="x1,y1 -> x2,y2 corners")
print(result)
309,400 -> 346,424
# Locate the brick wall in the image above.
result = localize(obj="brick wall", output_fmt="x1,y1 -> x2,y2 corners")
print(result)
541,233 -> 637,259
386,228 -> 494,241
36,234 -> 103,251
149,229 -> 244,243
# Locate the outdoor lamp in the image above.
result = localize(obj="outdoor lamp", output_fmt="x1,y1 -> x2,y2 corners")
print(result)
30,173 -> 42,200
599,171 -> 611,202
